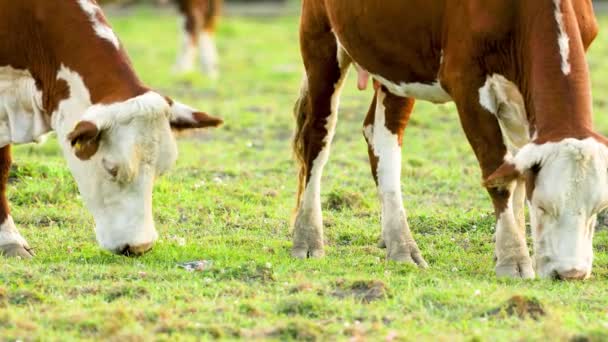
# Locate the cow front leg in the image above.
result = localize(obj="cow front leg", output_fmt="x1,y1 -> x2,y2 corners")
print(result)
0,146 -> 33,258
490,179 -> 534,278
448,73 -> 533,278
363,89 -> 427,266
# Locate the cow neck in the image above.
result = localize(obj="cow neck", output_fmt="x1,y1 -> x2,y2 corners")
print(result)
519,0 -> 593,144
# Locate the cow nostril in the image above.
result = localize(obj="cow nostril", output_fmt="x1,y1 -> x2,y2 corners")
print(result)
557,269 -> 588,281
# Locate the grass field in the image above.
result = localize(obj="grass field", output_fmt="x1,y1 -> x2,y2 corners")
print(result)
2,6 -> 608,341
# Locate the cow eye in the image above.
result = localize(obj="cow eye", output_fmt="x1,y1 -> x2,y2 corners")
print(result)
102,158 -> 119,179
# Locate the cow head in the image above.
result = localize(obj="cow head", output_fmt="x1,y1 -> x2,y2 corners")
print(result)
64,91 -> 222,255
486,138 -> 608,280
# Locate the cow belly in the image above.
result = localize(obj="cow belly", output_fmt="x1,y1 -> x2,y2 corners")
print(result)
372,73 -> 452,104
0,66 -> 51,146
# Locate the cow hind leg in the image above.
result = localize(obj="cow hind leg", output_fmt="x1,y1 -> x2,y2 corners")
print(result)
291,29 -> 351,259
174,0 -> 202,73
0,145 -> 33,258
199,0 -> 221,78
363,89 -> 427,266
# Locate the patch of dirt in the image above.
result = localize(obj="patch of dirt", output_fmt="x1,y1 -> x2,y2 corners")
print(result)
331,280 -> 389,303
239,303 -> 264,317
0,287 -> 6,307
9,290 -> 44,306
104,286 -> 149,302
215,262 -> 275,283
570,331 -> 608,342
289,283 -> 314,294
278,299 -> 323,318
265,321 -> 323,342
483,295 -> 546,320
324,190 -> 364,211
68,286 -> 101,298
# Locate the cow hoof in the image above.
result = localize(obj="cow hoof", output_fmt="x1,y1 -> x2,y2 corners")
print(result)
291,246 -> 325,259
377,238 -> 386,249
386,242 -> 428,268
496,260 -> 535,279
0,244 -> 34,259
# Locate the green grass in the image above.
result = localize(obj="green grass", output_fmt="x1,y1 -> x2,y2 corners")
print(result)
2,7 -> 608,341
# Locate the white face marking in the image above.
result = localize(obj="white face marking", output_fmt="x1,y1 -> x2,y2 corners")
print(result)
371,73 -> 452,104
0,66 -> 52,145
54,66 -> 178,253
0,216 -> 29,248
553,0 -> 571,75
199,31 -> 219,78
514,138 -> 608,278
77,0 -> 120,49
479,74 -> 530,153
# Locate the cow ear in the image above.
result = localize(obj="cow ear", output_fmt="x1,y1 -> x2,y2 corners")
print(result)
168,100 -> 223,131
484,162 -> 521,189
67,121 -> 101,160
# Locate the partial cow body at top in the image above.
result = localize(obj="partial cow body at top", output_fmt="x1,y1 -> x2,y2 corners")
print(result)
293,0 -> 604,280
173,0 -> 222,77
0,0 -> 222,257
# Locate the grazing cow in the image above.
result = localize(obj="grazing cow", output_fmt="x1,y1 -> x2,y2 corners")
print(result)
173,0 -> 222,77
292,0 -> 602,280
0,0 -> 222,258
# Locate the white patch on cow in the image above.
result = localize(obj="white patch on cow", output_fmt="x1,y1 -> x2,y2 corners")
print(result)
369,90 -> 402,194
553,0 -> 571,75
199,31 -> 219,78
371,73 -> 452,104
53,66 -> 177,253
514,138 -> 608,278
0,216 -> 29,248
479,74 -> 530,153
0,66 -> 52,147
77,0 -> 120,49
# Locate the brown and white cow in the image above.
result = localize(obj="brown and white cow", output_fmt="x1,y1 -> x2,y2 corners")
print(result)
173,0 -> 222,77
292,0 -> 603,280
0,0 -> 222,258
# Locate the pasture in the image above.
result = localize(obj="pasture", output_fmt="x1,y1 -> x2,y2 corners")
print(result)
2,4 -> 608,341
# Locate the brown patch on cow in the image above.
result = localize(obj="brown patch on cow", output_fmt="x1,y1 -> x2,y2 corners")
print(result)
67,121 -> 101,160
483,295 -> 546,320
170,111 -> 223,130
331,279 -> 389,303
0,146 -> 12,223
524,164 -> 540,200
381,89 -> 415,145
